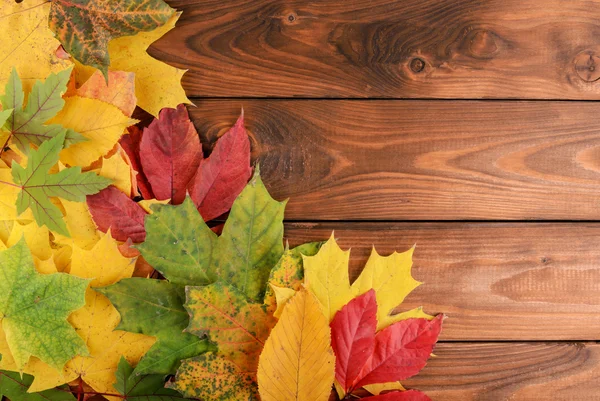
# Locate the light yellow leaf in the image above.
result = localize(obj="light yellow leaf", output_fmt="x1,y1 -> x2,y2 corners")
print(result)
0,0 -> 72,95
69,230 -> 135,287
257,288 -> 335,401
54,200 -> 100,250
303,233 -> 352,322
7,220 -> 52,260
304,234 -> 430,328
50,96 -> 137,167
351,247 -> 429,330
269,284 -> 296,319
33,256 -> 58,275
0,220 -> 13,244
138,198 -> 170,213
107,12 -> 191,117
0,168 -> 32,221
97,149 -> 133,197
363,382 -> 406,395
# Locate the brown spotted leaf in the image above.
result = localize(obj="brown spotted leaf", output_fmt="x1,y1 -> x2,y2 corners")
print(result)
184,282 -> 276,375
167,352 -> 257,401
49,0 -> 175,76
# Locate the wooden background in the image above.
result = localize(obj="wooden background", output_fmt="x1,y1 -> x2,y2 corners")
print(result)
159,1 -> 600,399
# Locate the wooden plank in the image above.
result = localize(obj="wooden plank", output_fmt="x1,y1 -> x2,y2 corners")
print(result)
283,222 -> 600,341
157,0 -> 600,99
190,100 -> 600,221
402,342 -> 600,401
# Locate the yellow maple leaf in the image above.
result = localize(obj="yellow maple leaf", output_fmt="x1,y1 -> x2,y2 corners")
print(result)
268,283 -> 296,319
257,288 -> 335,401
304,233 -> 431,329
0,231 -> 155,395
53,199 -> 100,250
6,220 -> 52,260
107,12 -> 191,117
48,96 -> 137,167
138,198 -> 169,213
0,0 -> 72,95
96,149 -> 134,197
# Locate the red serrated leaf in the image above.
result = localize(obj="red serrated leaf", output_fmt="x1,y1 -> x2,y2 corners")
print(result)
331,293 -> 443,394
331,289 -> 377,391
364,390 -> 431,401
189,113 -> 251,221
120,126 -> 154,199
140,104 -> 203,204
87,186 -> 147,243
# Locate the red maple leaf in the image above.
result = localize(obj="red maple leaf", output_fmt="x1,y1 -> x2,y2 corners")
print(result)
188,113 -> 252,221
87,186 -> 147,243
139,104 -> 203,204
330,289 -> 443,398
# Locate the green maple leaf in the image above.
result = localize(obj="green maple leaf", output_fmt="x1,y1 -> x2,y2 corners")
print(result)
138,169 -> 286,301
114,357 -> 186,400
11,131 -> 111,236
49,0 -> 175,77
0,369 -> 74,401
0,238 -> 89,371
0,68 -> 86,153
98,278 -> 215,376
136,197 -> 217,287
212,169 -> 286,301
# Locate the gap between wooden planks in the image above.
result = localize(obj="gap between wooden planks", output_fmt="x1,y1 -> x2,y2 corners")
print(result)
190,100 -> 600,221
155,0 -> 600,99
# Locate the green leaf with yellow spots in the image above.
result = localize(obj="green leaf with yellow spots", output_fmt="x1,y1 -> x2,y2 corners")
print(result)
212,169 -> 286,301
49,0 -> 175,77
136,197 -> 217,286
167,352 -> 257,401
0,238 -> 89,371
264,241 -> 323,314
184,282 -> 276,376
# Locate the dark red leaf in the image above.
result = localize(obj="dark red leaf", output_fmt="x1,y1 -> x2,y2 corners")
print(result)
120,126 -> 154,199
87,186 -> 147,243
364,390 -> 431,401
331,289 -> 377,391
189,113 -> 251,221
354,315 -> 444,389
139,104 -> 203,204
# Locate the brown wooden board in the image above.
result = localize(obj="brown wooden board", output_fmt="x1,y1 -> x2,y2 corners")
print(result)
157,0 -> 600,99
283,222 -> 600,341
402,342 -> 600,401
190,100 -> 600,221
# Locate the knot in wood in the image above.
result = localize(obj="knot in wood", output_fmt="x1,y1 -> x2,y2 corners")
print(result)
410,58 -> 425,73
574,51 -> 600,82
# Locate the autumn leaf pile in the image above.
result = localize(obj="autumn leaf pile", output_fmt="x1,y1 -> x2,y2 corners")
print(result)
0,0 -> 444,400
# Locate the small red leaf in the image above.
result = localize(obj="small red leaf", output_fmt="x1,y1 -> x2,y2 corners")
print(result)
87,186 -> 147,243
331,289 -> 377,391
364,390 -> 431,401
189,113 -> 251,221
140,104 -> 203,204
354,315 -> 444,389
120,126 -> 154,199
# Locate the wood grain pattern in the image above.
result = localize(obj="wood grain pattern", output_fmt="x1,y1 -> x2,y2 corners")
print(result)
190,100 -> 600,221
155,0 -> 600,99
283,222 -> 600,341
403,342 -> 600,401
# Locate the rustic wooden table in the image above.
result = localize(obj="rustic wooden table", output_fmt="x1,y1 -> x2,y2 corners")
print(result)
157,1 -> 600,399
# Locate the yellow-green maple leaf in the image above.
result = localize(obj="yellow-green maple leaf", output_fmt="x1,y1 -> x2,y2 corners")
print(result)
304,233 -> 431,329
